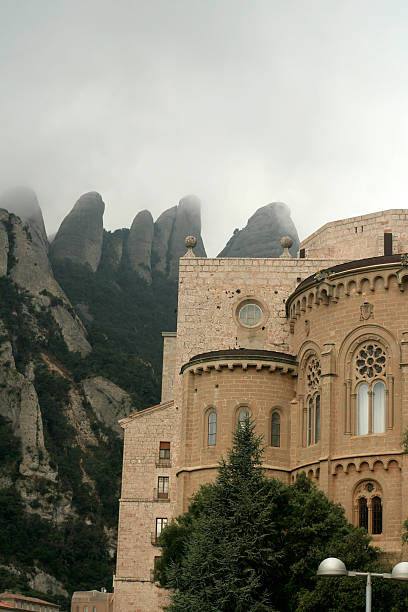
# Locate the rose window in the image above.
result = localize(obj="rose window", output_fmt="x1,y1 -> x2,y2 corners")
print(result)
356,343 -> 386,381
307,356 -> 321,391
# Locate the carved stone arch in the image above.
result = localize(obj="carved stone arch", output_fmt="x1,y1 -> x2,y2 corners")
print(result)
335,282 -> 345,300
338,324 -> 400,380
373,275 -> 385,291
335,463 -> 344,475
346,462 -> 356,474
353,478 -> 383,498
387,459 -> 400,471
346,279 -> 357,295
373,460 -> 384,472
359,277 -> 373,294
359,461 -> 370,473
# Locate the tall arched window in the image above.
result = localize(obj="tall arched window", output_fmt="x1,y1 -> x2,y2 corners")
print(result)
271,412 -> 280,447
355,342 -> 386,435
307,399 -> 313,446
238,408 -> 249,429
314,395 -> 320,443
354,481 -> 383,535
208,411 -> 217,446
358,497 -> 368,529
357,383 -> 369,435
372,381 -> 385,433
304,354 -> 321,447
372,496 -> 382,534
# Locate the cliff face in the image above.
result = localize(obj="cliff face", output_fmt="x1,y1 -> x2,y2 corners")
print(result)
218,202 -> 299,258
0,198 -> 144,606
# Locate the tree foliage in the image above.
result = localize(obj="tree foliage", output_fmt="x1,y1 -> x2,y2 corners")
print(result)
158,419 -> 408,612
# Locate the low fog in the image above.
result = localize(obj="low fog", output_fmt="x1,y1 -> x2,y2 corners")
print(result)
1,0 -> 408,255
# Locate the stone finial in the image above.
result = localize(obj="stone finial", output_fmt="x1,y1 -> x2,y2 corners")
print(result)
280,235 -> 293,259
183,235 -> 197,258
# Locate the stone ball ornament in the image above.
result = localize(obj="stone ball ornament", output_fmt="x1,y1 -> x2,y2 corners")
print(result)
280,235 -> 294,249
185,235 -> 197,249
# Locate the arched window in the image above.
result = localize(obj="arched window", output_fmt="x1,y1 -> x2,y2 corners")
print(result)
357,383 -> 369,435
358,497 -> 368,529
271,412 -> 280,447
238,408 -> 249,429
372,381 -> 385,433
355,342 -> 387,435
307,399 -> 313,446
304,354 -> 321,447
314,395 -> 320,443
208,411 -> 217,446
354,481 -> 382,535
372,496 -> 382,534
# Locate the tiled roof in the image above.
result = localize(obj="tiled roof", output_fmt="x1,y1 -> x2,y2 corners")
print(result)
0,593 -> 59,607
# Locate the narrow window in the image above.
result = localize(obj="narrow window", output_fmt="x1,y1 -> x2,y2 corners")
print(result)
358,384 -> 369,435
372,381 -> 385,433
358,497 -> 368,529
271,412 -> 280,447
314,395 -> 320,443
156,517 -> 168,540
307,398 -> 313,446
93,607 -> 96,612
159,441 -> 170,460
299,248 -> 305,258
238,408 -> 249,429
384,232 -> 393,256
157,476 -> 169,499
84,607 -> 88,612
208,411 -> 217,445
372,496 -> 382,534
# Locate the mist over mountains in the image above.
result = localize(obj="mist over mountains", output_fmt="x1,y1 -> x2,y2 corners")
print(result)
0,185 -> 299,607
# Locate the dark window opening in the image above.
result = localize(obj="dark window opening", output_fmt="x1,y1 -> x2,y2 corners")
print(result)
359,497 -> 368,530
299,248 -> 305,258
372,496 -> 382,534
271,412 -> 280,447
384,232 -> 393,256
159,441 -> 170,460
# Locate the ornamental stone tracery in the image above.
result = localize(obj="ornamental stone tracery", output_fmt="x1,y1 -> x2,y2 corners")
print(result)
355,342 -> 386,383
306,355 -> 321,392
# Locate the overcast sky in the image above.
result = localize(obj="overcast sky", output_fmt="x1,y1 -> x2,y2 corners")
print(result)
1,0 -> 408,255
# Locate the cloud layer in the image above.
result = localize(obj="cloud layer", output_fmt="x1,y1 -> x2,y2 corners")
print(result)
1,0 -> 408,255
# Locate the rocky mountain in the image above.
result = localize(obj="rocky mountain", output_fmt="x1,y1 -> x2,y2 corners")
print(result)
0,187 -> 300,608
51,192 -> 105,272
218,202 -> 299,258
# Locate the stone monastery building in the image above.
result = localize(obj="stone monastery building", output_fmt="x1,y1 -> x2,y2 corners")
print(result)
114,209 -> 408,611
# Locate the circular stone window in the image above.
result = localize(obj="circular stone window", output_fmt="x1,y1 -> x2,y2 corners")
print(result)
238,303 -> 263,327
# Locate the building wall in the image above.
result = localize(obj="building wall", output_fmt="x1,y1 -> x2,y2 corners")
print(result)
300,209 -> 408,259
115,209 -> 408,611
114,401 -> 179,612
160,332 -> 177,403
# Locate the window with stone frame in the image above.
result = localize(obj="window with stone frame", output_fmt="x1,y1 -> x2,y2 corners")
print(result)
305,355 -> 321,446
271,412 -> 280,447
354,480 -> 383,535
157,476 -> 169,499
208,411 -> 217,445
355,342 -> 387,435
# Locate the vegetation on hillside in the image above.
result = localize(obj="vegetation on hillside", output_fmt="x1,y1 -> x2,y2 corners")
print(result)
157,419 -> 408,612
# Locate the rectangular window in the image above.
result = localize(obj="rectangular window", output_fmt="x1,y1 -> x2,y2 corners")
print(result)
156,517 -> 168,540
159,441 -> 170,460
158,476 -> 169,499
93,607 -> 96,612
384,232 -> 392,256
84,607 -> 88,612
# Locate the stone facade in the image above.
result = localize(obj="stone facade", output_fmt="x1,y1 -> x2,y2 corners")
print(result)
114,209 -> 408,611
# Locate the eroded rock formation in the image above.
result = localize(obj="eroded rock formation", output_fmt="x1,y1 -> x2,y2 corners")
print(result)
51,191 -> 105,271
218,202 -> 299,258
